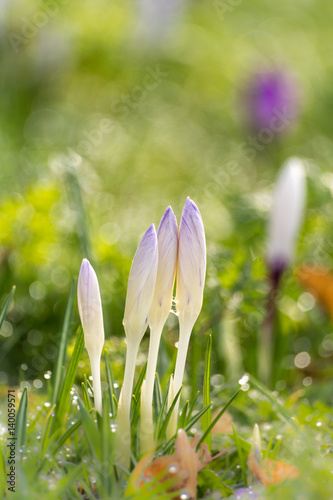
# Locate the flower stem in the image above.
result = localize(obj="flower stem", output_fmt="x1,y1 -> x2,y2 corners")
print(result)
90,353 -> 102,414
115,339 -> 140,473
167,324 -> 191,437
140,326 -> 162,454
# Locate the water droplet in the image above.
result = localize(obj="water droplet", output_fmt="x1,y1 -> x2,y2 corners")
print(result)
44,402 -> 51,408
238,374 -> 249,385
110,423 -> 117,433
316,421 -> 322,427
44,371 -> 52,380
168,464 -> 178,474
179,492 -> 190,500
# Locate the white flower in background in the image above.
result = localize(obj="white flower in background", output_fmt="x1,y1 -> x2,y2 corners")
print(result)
267,157 -> 306,276
140,206 -> 178,453
116,224 -> 158,471
77,259 -> 104,414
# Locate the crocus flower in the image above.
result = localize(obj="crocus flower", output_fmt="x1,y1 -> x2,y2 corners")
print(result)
168,197 -> 206,436
267,157 -> 306,280
243,68 -> 300,135
259,157 -> 306,386
140,207 -> 178,453
77,259 -> 104,414
116,224 -> 158,471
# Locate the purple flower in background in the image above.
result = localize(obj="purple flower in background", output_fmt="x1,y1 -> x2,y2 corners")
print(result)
243,68 -> 300,135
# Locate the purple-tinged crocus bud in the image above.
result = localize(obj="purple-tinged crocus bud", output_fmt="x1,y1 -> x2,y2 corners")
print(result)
116,224 -> 158,471
168,198 -> 206,436
77,259 -> 104,414
140,207 -> 178,453
176,197 -> 206,334
267,157 -> 306,281
123,224 -> 159,344
149,207 -> 178,331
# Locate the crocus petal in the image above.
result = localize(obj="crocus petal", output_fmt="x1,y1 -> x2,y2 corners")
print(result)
123,224 -> 158,343
149,206 -> 178,330
267,157 -> 306,272
77,258 -> 104,356
176,197 -> 206,329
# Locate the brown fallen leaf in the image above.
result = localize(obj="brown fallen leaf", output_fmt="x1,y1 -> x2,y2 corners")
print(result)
126,429 -> 226,500
297,266 -> 333,322
211,409 -> 233,435
248,452 -> 301,486
248,423 -> 301,487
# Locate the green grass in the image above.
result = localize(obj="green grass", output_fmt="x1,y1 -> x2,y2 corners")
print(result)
1,0 -> 333,497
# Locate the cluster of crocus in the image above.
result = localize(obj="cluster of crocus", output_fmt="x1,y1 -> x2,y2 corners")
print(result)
77,197 -> 206,473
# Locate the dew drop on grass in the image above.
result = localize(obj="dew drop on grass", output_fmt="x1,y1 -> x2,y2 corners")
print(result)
44,402 -> 51,408
238,374 -> 249,385
316,421 -> 323,427
179,492 -> 190,500
110,423 -> 117,433
168,464 -> 178,474
44,371 -> 52,380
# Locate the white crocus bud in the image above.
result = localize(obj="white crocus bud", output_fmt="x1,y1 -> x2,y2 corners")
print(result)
267,157 -> 306,276
77,259 -> 104,414
168,198 -> 206,434
140,207 -> 178,454
116,224 -> 158,471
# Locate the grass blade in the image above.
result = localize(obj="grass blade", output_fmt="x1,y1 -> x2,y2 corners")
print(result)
52,280 -> 76,407
40,404 -> 56,459
78,396 -> 102,462
105,354 -> 117,417
0,285 -> 15,330
157,386 -> 182,441
162,404 -> 212,454
186,390 -> 200,424
54,326 -> 84,428
202,334 -> 212,450
0,444 -> 6,498
196,388 -> 241,449
249,375 -> 299,430
14,387 -> 28,452
232,423 -> 248,487
177,400 -> 189,430
154,377 -> 171,440
153,373 -> 163,420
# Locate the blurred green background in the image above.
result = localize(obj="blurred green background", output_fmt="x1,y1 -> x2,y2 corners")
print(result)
1,0 -> 333,396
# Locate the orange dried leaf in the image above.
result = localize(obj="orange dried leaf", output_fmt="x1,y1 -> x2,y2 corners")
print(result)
211,409 -> 233,435
248,451 -> 301,486
297,266 -> 333,322
126,429 -> 226,500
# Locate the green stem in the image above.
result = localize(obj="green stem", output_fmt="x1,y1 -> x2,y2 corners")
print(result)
140,326 -> 163,453
90,353 -> 102,414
